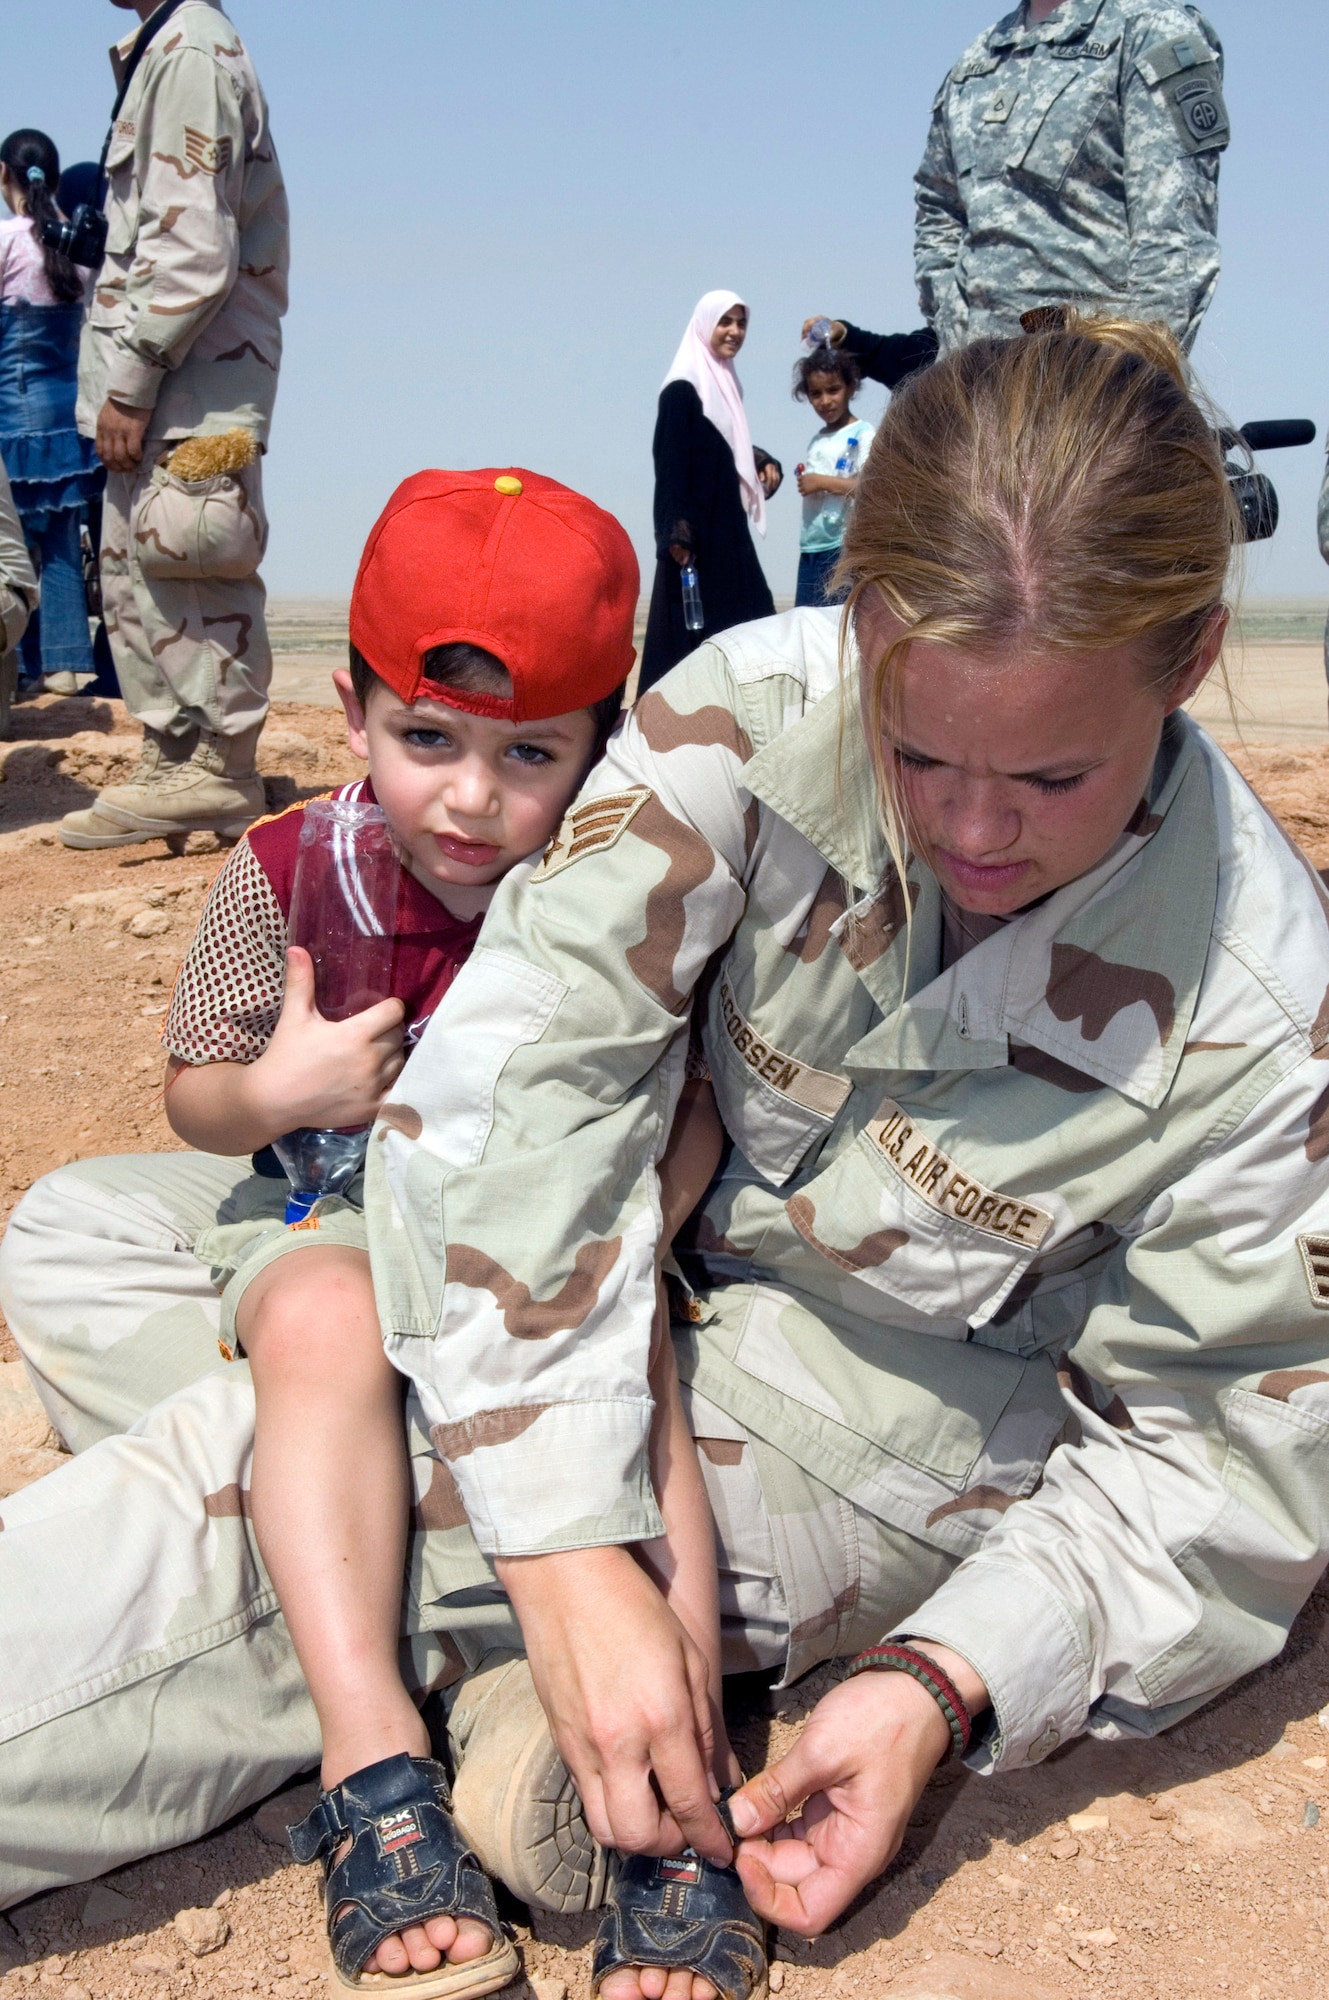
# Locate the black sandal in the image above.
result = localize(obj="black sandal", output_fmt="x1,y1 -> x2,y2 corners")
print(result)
591,1803 -> 767,2000
288,1752 -> 520,1996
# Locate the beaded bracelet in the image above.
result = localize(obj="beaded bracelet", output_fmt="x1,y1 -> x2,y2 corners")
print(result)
842,1641 -> 972,1761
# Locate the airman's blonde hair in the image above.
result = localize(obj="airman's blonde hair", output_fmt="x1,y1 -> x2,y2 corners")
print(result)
838,311 -> 1240,876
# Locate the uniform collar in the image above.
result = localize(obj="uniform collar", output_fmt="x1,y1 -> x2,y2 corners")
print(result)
743,674 -> 889,898
749,695 -> 1218,1110
110,0 -> 214,85
990,0 -> 1110,51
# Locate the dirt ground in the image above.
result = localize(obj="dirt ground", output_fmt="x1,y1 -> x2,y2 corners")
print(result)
2,696 -> 1329,2000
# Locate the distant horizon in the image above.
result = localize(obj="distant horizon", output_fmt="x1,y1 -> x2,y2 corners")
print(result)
5,2 -> 1326,599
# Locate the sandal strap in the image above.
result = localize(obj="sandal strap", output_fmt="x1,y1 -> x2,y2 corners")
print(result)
593,1848 -> 767,2000
286,1753 -> 503,1983
288,1787 -> 352,1865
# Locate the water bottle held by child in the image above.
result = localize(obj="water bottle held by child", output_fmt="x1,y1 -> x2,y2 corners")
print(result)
681,561 -> 705,633
806,316 -> 834,349
275,797 -> 403,1222
834,436 -> 861,480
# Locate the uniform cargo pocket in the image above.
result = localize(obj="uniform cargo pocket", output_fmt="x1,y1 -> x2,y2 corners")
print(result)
102,126 -> 139,256
784,1101 -> 1054,1325
1016,61 -> 1112,188
133,461 -> 267,581
722,1280 -> 1032,1490
706,974 -> 850,1188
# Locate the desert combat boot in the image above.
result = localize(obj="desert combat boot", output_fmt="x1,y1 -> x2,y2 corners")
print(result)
446,1651 -> 607,1914
60,726 -> 266,850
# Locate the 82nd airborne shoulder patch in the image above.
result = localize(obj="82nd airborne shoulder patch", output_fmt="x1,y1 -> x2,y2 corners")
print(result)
532,786 -> 651,882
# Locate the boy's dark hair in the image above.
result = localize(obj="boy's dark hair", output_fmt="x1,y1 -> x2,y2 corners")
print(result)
793,343 -> 862,401
348,642 -> 625,755
0,129 -> 83,307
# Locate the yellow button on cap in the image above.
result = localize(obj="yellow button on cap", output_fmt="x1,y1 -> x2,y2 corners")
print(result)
494,475 -> 523,496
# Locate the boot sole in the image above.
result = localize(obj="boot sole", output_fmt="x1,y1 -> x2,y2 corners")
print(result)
450,1661 -> 607,1914
60,813 -> 258,850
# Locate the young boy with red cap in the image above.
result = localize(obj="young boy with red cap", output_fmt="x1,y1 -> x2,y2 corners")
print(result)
137,468 -> 732,1995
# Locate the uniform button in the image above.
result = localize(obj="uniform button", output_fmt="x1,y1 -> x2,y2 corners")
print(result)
1028,1721 -> 1060,1761
494,475 -> 523,496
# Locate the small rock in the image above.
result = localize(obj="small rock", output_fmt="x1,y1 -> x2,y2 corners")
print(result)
130,1955 -> 180,1976
1304,1756 -> 1327,1771
1066,1947 -> 1094,1971
1079,1928 -> 1118,1948
37,1957 -> 64,1977
174,1906 -> 229,1956
1318,1702 -> 1329,1737
530,1981 -> 567,2000
127,909 -> 171,939
768,1965 -> 786,1994
1048,1837 -> 1080,1860
81,1881 -> 134,1928
1066,1811 -> 1110,1835
1305,1802 -> 1321,1827
212,1887 -> 235,1909
61,1986 -> 92,2000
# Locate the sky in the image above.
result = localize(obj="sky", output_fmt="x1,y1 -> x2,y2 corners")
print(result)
4,1 -> 1327,603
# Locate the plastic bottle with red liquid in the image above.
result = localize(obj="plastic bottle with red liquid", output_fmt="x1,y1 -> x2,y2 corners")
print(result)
271,796 -> 402,1222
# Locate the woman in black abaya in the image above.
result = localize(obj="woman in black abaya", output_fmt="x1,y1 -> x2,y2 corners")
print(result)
639,289 -> 782,693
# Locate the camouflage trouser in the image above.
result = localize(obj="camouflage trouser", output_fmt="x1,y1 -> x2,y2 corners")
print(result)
101,451 -> 272,744
0,1152 -> 956,1908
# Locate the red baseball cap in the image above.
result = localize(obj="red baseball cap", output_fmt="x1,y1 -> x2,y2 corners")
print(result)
349,468 -> 639,721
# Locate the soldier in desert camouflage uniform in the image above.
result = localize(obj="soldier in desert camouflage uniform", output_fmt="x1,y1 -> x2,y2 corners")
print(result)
0,452 -> 38,729
916,0 -> 1229,351
1319,447 -> 1329,696
4,320 -> 1329,1956
60,0 -> 288,852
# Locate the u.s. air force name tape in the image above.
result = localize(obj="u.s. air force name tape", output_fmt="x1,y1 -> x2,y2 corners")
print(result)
867,1100 -> 1053,1248
533,786 -> 651,881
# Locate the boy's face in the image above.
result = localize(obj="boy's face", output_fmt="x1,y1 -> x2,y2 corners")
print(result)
807,370 -> 851,428
333,670 -> 598,919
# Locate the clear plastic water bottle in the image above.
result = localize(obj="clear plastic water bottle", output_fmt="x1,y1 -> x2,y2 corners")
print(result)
806,316 -> 834,349
834,435 -> 861,480
274,797 -> 403,1223
680,562 -> 705,634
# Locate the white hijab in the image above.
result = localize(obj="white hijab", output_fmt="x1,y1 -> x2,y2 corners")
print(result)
661,288 -> 766,536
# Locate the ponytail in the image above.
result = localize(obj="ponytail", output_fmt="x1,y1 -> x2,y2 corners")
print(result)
0,129 -> 84,307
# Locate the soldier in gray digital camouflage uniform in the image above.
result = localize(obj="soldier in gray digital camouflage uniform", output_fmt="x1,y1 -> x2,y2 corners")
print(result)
915,0 -> 1229,352
4,319 -> 1329,1984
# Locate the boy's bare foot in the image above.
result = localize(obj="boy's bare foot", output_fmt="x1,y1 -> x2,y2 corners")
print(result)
598,1971 -> 718,2000
362,1911 -> 497,1978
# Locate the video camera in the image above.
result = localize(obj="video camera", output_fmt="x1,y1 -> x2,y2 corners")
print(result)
39,202 -> 107,271
1223,419 -> 1316,541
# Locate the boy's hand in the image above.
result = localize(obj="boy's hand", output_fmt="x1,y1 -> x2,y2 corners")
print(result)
254,947 -> 406,1133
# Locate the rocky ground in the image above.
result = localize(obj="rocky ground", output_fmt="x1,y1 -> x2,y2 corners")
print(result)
2,695 -> 1329,2000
